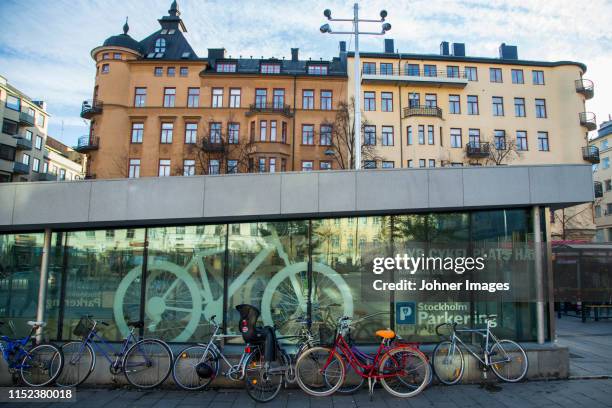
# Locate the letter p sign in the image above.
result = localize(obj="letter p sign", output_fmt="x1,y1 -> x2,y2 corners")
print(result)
396,302 -> 416,325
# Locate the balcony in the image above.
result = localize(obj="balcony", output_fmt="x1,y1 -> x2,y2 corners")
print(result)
34,172 -> 57,182
14,136 -> 32,150
74,136 -> 99,153
246,103 -> 293,118
80,99 -> 103,119
582,145 -> 600,164
250,141 -> 291,157
579,112 -> 597,131
201,139 -> 226,153
575,79 -> 594,100
594,181 -> 603,198
465,142 -> 491,158
18,111 -> 35,127
402,105 -> 443,119
13,161 -> 29,174
361,68 -> 468,88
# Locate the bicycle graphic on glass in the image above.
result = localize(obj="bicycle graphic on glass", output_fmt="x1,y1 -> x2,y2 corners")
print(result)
113,227 -> 353,342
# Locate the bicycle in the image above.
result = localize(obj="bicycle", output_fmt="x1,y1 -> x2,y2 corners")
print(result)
113,226 -> 353,342
432,315 -> 529,385
295,316 -> 431,399
56,316 -> 173,389
0,320 -> 63,387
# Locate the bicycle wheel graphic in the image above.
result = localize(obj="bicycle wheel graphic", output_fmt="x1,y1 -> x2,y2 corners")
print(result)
113,260 -> 202,342
261,261 -> 353,336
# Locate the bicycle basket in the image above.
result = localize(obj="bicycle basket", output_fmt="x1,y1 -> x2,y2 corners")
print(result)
73,317 -> 94,337
318,325 -> 336,346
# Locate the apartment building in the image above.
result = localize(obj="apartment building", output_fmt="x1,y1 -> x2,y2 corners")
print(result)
0,75 -> 50,182
347,39 -> 595,169
45,136 -> 86,181
78,1 -> 347,179
593,119 -> 612,241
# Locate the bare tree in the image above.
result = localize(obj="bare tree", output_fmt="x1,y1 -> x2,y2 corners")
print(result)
552,200 -> 600,241
110,151 -> 128,178
484,135 -> 522,166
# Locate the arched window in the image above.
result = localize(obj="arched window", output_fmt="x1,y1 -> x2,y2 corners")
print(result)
154,38 -> 166,53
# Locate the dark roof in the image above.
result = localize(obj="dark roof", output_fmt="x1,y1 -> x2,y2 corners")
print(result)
103,33 -> 144,54
139,29 -> 198,60
201,57 -> 347,77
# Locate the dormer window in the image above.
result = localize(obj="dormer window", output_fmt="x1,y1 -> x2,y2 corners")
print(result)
168,29 -> 176,34
261,63 -> 281,74
308,65 -> 328,75
217,63 -> 237,73
155,38 -> 166,53
160,29 -> 168,34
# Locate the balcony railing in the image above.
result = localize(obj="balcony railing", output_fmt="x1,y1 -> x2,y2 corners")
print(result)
402,105 -> 443,119
18,111 -> 35,127
14,136 -> 32,150
465,142 -> 491,158
201,139 -> 227,153
34,172 -> 57,182
575,79 -> 594,100
12,161 -> 29,174
594,181 -> 603,198
80,99 -> 103,119
361,68 -> 468,87
246,102 -> 293,117
579,112 -> 597,131
582,145 -> 600,164
74,136 -> 99,152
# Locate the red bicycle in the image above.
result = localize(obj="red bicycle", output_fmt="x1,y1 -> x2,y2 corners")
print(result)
295,316 -> 430,398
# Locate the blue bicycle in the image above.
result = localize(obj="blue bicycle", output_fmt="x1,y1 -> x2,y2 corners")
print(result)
0,320 -> 64,387
56,316 -> 173,389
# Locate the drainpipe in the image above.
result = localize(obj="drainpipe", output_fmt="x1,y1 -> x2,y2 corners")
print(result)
533,206 -> 546,344
398,85 -> 404,167
291,75 -> 297,171
544,206 -> 556,341
35,228 -> 52,343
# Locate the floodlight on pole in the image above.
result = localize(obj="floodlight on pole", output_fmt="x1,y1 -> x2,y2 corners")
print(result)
319,3 -> 391,169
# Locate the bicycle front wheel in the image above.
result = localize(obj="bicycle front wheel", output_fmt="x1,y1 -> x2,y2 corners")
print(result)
295,346 -> 345,397
123,339 -> 172,389
172,345 -> 218,390
490,340 -> 528,382
331,353 -> 364,394
244,347 -> 284,403
378,346 -> 430,398
56,341 -> 95,387
432,341 -> 464,385
20,343 -> 63,387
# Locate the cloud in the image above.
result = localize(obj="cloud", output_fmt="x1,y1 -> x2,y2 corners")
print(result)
0,0 -> 610,145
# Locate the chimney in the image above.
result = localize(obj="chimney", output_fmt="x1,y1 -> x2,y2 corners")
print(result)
384,38 -> 394,53
291,48 -> 299,61
499,43 -> 518,60
207,48 -> 226,67
339,41 -> 347,53
451,43 -> 465,57
440,41 -> 450,56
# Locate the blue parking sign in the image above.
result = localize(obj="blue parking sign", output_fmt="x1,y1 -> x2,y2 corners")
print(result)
396,302 -> 416,325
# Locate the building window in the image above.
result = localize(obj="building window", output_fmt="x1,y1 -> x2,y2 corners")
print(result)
302,124 -> 314,145
131,123 -> 144,143
468,128 -> 481,145
35,135 -> 43,150
407,160 -> 413,168
407,126 -> 412,145
381,92 -> 393,112
429,159 -> 436,168
321,90 -> 332,110
364,125 -> 376,146
134,87 -> 146,107
427,125 -> 434,145
419,159 -> 426,168
281,122 -> 287,143
595,205 -> 602,217
210,122 -> 222,143
101,64 -> 109,74
446,65 -> 459,78
22,153 -> 30,166
467,95 -> 479,115
102,53 -> 110,60
255,89 -> 267,108
603,157 -> 611,169
605,179 -> 611,191
308,65 -> 328,75
406,64 -> 419,76
380,63 -> 393,75
185,123 -> 197,144
425,94 -> 437,108
302,90 -> 314,109
183,159 -> 196,176
465,66 -> 478,81
382,161 -> 394,169
514,97 -> 526,117
320,161 -> 332,170
32,157 -> 40,172
418,125 -> 425,145
382,126 -> 394,146
154,67 -> 163,76
217,63 -> 237,72
180,67 -> 188,77
259,120 -> 267,141
260,63 -> 281,74
363,160 -> 376,169
364,91 -> 376,111
160,123 -> 173,143
450,128 -> 462,148
167,67 -> 176,77
158,159 -> 171,177
449,95 -> 460,114
59,168 -> 66,180
363,62 -> 376,74
320,124 -> 332,146
535,99 -> 547,118
272,89 -> 285,108
35,112 -> 44,127
163,88 -> 176,107
511,69 -> 524,84
270,120 -> 277,142
532,70 -> 545,85
5,95 -> 20,111
230,88 -> 241,108
537,131 -> 549,151
494,130 -> 506,150
154,38 -> 166,53
492,96 -> 504,116
516,131 -> 528,151
184,88 -> 199,108
227,160 -> 238,174
228,123 -> 239,144
209,159 -> 220,175
129,159 -> 140,178
25,130 -> 32,141
424,64 -> 437,77
269,157 -> 277,173
208,89 -> 224,109
408,93 -> 419,108
489,67 -> 503,83
302,161 -> 314,171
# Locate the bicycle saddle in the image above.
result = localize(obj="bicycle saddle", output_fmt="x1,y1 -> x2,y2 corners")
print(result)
376,329 -> 395,339
128,321 -> 144,329
27,321 -> 45,327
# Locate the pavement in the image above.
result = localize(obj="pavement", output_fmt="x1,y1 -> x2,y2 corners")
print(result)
3,379 -> 612,408
555,317 -> 612,378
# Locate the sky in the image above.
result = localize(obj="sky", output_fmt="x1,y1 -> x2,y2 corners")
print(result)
0,0 -> 610,146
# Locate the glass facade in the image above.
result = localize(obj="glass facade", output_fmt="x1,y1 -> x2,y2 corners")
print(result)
0,209 -> 544,344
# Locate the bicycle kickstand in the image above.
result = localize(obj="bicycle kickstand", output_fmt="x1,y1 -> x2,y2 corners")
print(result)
367,377 -> 377,401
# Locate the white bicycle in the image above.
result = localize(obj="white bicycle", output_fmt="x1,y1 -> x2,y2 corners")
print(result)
113,227 -> 353,342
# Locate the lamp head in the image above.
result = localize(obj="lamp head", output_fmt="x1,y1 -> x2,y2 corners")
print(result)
320,23 -> 331,33
380,10 -> 387,20
324,9 -> 332,19
382,22 -> 391,32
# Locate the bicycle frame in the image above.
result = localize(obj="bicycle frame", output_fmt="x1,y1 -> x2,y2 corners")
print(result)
448,321 -> 511,367
0,324 -> 38,370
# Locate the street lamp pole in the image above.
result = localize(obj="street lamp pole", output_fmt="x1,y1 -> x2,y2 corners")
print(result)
320,4 -> 391,170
